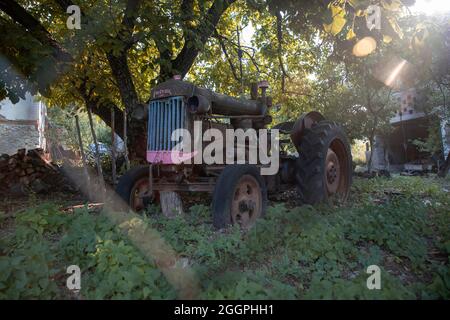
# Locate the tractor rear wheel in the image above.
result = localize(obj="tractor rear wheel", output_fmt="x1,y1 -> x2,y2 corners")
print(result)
296,121 -> 352,204
212,165 -> 268,229
115,165 -> 155,212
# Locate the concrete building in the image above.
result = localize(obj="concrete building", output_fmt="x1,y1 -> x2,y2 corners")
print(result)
0,92 -> 47,155
371,88 -> 450,172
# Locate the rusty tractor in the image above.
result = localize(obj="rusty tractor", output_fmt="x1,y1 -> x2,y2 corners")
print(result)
116,77 -> 352,229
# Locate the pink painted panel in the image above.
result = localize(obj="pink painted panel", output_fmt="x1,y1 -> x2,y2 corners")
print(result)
146,150 -> 197,164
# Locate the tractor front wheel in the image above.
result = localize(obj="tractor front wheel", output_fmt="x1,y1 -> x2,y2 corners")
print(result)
212,165 -> 268,229
115,165 -> 155,212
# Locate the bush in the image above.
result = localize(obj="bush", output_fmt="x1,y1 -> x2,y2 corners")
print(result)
1,176 -> 449,299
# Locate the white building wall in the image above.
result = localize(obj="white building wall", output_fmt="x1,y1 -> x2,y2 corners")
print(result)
0,92 -> 40,120
390,88 -> 426,124
0,93 -> 46,155
441,119 -> 450,158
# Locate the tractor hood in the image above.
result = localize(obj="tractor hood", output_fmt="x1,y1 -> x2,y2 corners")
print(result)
150,78 -> 265,116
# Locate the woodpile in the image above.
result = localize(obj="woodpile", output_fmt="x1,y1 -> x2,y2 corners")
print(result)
0,148 -> 78,196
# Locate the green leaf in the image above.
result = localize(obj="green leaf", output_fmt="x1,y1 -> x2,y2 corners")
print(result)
323,5 -> 347,35
383,35 -> 392,43
381,0 -> 402,11
346,28 -> 356,40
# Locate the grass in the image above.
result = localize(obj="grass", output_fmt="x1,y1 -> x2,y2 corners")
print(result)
0,175 -> 449,299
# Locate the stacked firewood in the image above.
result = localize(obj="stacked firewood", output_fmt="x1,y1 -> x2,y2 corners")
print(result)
0,148 -> 77,196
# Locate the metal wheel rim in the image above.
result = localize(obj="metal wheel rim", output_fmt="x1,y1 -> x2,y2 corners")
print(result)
129,178 -> 150,212
324,139 -> 349,200
230,174 -> 262,229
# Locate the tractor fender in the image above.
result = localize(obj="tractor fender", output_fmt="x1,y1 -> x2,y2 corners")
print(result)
290,111 -> 325,150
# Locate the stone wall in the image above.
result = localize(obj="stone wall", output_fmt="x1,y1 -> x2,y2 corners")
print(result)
0,123 -> 40,155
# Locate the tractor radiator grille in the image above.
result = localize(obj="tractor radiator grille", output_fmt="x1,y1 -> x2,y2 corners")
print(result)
147,96 -> 185,151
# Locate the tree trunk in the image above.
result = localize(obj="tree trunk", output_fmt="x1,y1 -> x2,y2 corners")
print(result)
106,51 -> 146,121
158,0 -> 237,82
366,108 -> 379,173
123,109 -> 131,170
438,151 -> 450,177
367,131 -> 375,173
87,106 -> 105,195
128,117 -> 148,161
75,114 -> 91,198
111,109 -> 117,186
3,0 -> 235,163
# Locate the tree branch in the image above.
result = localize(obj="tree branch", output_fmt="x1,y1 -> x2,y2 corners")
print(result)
1,0 -> 128,135
214,29 -> 239,82
159,0 -> 236,81
214,32 -> 261,73
118,0 -> 141,48
275,11 -> 288,93
105,0 -> 145,118
0,0 -> 72,63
